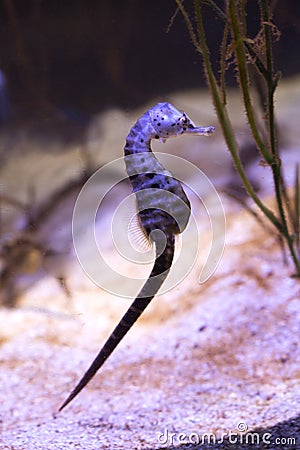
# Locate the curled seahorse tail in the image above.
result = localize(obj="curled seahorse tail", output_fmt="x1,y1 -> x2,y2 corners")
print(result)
59,233 -> 175,411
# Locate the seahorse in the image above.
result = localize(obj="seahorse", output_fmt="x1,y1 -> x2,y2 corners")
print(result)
59,102 -> 214,411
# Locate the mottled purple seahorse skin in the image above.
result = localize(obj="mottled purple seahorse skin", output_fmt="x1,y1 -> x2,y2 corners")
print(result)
59,103 -> 214,411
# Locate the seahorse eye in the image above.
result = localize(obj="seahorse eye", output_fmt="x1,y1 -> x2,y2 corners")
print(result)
179,114 -> 189,127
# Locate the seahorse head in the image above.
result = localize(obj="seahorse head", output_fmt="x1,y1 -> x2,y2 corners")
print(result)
148,102 -> 215,142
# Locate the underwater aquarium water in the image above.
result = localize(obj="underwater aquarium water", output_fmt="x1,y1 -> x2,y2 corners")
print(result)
0,1 -> 299,449
0,1 -> 298,118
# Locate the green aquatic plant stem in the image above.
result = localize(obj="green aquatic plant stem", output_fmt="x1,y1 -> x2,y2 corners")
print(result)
175,0 -> 300,275
176,0 -> 281,228
260,0 -> 277,155
295,165 -> 300,254
228,0 -> 273,165
230,0 -> 300,271
259,0 -> 300,273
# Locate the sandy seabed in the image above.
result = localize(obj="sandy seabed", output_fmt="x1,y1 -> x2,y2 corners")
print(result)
0,80 -> 299,449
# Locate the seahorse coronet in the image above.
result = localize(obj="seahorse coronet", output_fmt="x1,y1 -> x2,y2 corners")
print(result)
148,102 -> 195,140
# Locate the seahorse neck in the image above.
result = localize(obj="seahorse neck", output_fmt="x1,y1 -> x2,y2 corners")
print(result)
124,112 -> 156,156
